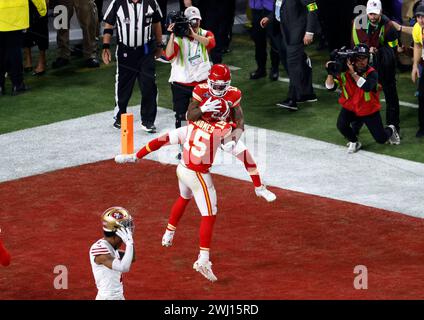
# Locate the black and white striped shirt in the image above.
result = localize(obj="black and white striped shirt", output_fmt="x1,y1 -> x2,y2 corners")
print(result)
103,0 -> 162,47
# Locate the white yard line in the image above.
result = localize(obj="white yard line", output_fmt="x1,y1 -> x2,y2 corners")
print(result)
1,106 -> 423,218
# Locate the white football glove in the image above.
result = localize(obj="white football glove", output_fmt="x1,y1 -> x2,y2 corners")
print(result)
115,227 -> 134,245
115,153 -> 138,163
221,140 -> 236,152
200,97 -> 222,113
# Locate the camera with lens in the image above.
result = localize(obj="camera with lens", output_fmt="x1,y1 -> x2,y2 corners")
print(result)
327,47 -> 358,76
167,11 -> 190,37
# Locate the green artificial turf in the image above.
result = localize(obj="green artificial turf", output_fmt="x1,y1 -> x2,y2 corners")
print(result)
1,34 -> 423,162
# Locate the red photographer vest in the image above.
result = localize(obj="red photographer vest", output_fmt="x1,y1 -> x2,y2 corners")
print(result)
337,67 -> 381,116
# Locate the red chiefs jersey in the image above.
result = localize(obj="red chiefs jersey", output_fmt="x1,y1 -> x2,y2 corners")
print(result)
192,83 -> 242,123
182,120 -> 232,173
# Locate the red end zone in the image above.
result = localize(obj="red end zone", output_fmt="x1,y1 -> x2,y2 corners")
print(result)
1,159 -> 424,299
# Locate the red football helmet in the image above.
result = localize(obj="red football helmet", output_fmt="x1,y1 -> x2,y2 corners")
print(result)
207,64 -> 231,97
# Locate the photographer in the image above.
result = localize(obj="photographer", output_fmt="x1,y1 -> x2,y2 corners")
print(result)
325,44 -> 400,153
351,0 -> 402,134
164,6 -> 215,132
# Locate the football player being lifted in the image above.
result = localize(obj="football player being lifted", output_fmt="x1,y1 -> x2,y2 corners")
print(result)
114,65 -> 276,282
116,118 -> 232,282
89,207 -> 135,300
188,64 -> 276,202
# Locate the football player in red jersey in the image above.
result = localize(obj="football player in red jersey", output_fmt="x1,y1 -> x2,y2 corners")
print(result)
114,65 -> 276,282
115,119 -> 235,282
188,64 -> 276,202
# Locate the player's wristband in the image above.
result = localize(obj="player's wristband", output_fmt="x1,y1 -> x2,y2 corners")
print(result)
102,43 -> 111,49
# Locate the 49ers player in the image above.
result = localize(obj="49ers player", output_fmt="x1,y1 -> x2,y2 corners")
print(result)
188,64 -> 276,202
115,119 -> 234,282
89,207 -> 135,300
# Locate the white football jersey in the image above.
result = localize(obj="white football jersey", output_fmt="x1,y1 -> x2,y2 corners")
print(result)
89,239 -> 124,300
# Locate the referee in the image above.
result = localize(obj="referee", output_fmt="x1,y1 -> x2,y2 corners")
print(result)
102,0 -> 163,132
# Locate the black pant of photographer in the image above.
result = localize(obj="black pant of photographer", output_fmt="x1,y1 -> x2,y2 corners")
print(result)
114,43 -> 158,128
171,82 -> 195,129
337,108 -> 393,144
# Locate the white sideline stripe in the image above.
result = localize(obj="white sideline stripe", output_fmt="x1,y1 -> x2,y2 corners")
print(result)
381,99 -> 418,109
0,107 -> 423,218
278,77 -> 419,109
228,65 -> 241,71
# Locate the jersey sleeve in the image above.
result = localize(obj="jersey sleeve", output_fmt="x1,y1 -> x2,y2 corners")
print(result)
32,0 -> 47,17
90,242 -> 111,256
229,88 -> 242,108
413,23 -> 423,45
152,0 -> 163,23
103,0 -> 118,25
192,85 -> 204,102
205,30 -> 216,50
164,41 -> 180,61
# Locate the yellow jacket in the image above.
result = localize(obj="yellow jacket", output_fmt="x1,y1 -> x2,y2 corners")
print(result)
0,0 -> 47,31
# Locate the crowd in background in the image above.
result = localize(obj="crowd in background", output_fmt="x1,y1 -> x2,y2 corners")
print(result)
1,0 -> 424,141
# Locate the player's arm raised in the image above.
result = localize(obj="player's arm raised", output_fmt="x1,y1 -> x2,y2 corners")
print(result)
119,247 -> 136,262
95,251 -> 133,272
95,228 -> 134,272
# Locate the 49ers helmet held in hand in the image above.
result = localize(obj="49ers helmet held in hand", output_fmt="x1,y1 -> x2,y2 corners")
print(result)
208,64 -> 231,97
101,207 -> 134,232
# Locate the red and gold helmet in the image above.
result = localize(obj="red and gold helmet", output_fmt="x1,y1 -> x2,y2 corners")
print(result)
101,207 -> 134,232
207,64 -> 231,97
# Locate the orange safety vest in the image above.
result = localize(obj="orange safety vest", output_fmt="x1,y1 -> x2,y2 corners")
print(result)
337,67 -> 382,117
